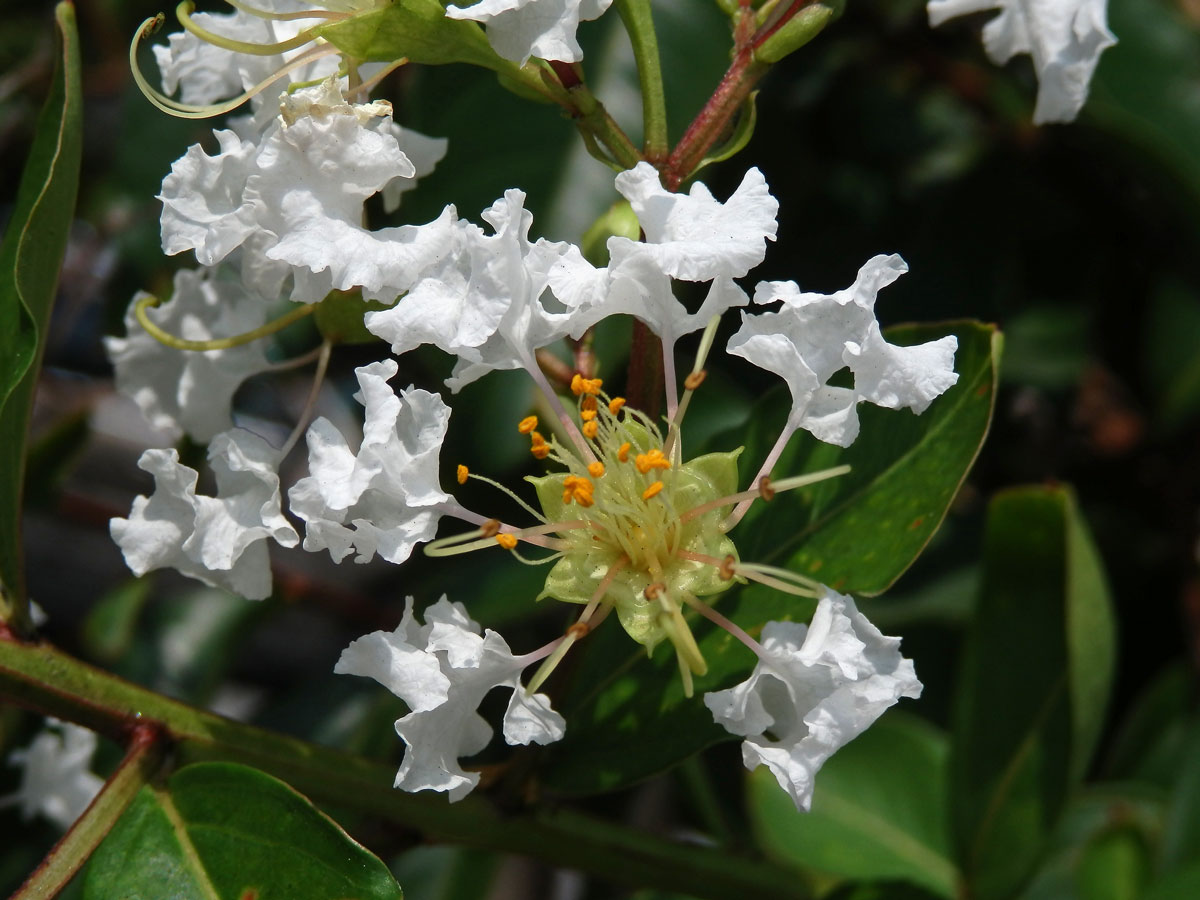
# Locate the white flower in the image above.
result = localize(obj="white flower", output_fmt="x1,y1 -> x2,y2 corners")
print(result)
110,429 -> 298,600
927,0 -> 1116,124
105,268 -> 273,443
365,190 -> 592,391
704,589 -> 922,812
610,162 -> 779,281
159,79 -> 456,304
727,253 -> 959,447
446,0 -> 614,64
288,360 -> 451,564
3,721 -> 103,830
335,596 -> 565,801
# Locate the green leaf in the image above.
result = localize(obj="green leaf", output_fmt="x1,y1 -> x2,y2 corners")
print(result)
539,321 -> 998,795
1073,825 -> 1152,900
1161,720 -> 1200,871
951,485 -> 1116,900
747,712 -> 959,898
0,1 -> 82,624
84,762 -> 402,900
1143,862 -> 1200,900
314,0 -> 501,70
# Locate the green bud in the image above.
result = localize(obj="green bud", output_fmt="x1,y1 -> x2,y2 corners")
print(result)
753,4 -> 835,65
580,200 -> 641,266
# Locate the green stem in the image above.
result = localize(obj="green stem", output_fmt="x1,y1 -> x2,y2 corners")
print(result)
0,633 -> 808,899
615,0 -> 668,160
11,723 -> 166,900
549,61 -> 642,170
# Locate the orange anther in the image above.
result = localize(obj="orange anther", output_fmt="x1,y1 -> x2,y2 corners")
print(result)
581,396 -> 598,412
517,415 -> 538,434
570,373 -> 603,396
635,449 -> 670,474
587,461 -> 605,478
581,409 -> 597,422
562,475 -> 595,507
531,444 -> 550,460
496,533 -> 518,550
456,464 -> 469,485
608,397 -> 626,415
582,420 -> 599,439
618,442 -> 631,462
684,369 -> 707,391
642,481 -> 664,500
480,519 -> 501,538
644,582 -> 666,600
566,622 -> 590,640
718,554 -> 737,581
758,476 -> 776,502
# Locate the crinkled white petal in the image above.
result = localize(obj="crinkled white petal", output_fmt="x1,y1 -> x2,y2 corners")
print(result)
335,596 -> 565,802
160,79 -> 450,303
927,0 -> 1116,124
4,721 -> 103,831
610,163 -> 779,280
105,268 -> 272,443
289,360 -> 451,564
110,429 -> 297,600
381,124 -> 449,213
366,190 -> 590,391
446,0 -> 614,64
728,254 -> 958,447
704,589 -> 922,812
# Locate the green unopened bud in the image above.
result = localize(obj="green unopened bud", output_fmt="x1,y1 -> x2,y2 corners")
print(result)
753,3 -> 835,65
581,200 -> 641,266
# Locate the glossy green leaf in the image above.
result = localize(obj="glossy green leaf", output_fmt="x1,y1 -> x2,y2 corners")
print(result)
1087,0 -> 1200,211
951,486 -> 1116,900
1161,720 -> 1200,871
314,0 -> 500,70
0,1 -> 82,622
539,321 -> 997,795
748,712 -> 958,898
84,762 -> 402,900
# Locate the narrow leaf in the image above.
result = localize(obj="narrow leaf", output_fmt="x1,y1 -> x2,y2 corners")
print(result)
0,1 -> 82,622
951,485 -> 1116,899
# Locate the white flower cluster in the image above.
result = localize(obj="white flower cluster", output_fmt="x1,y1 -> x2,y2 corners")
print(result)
2,721 -> 103,831
107,5 -> 966,811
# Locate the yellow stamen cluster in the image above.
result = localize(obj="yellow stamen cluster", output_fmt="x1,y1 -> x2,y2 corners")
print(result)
562,475 -> 595,507
529,431 -> 550,459
571,374 -> 603,396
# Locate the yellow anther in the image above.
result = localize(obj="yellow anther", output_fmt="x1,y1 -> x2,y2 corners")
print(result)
582,420 -> 599,439
587,461 -> 605,478
684,369 -> 707,391
581,409 -> 597,422
642,480 -> 664,500
496,533 -> 518,550
570,373 -> 603,396
532,443 -> 551,460
517,415 -> 538,434
635,449 -> 670,474
618,442 -> 631,462
562,475 -> 595,507
456,464 -> 469,484
581,395 -> 598,412
608,397 -> 626,415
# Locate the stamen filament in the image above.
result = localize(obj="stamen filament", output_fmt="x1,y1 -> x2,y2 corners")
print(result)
176,1 -> 322,55
664,315 -> 721,458
677,464 -> 853,527
683,593 -> 765,658
734,561 -> 824,593
465,472 -> 548,524
131,20 -> 338,118
224,0 -> 352,21
727,420 -> 801,527
279,339 -> 332,458
346,57 -> 409,100
527,360 -> 596,462
134,294 -> 315,351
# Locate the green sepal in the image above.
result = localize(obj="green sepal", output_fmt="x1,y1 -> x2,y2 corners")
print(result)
314,0 -> 503,70
531,448 -> 743,654
580,200 -> 641,266
313,291 -> 391,344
